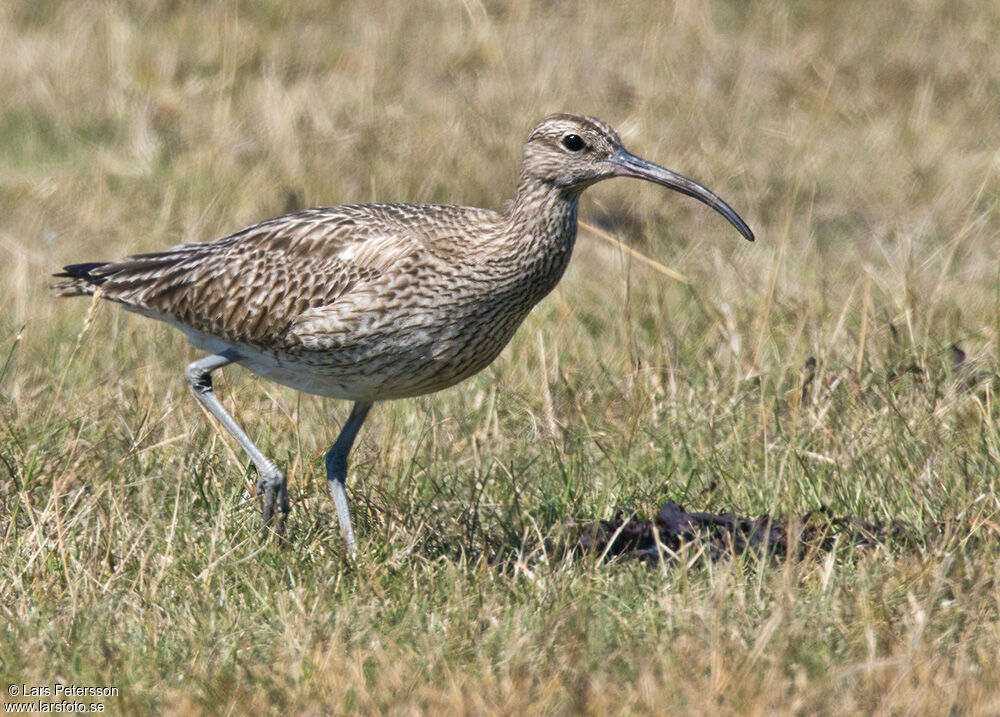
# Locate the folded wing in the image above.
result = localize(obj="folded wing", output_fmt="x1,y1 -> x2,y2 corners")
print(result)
53,206 -> 424,350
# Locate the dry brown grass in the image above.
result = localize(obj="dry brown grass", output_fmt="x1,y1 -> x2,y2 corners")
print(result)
2,0 -> 999,714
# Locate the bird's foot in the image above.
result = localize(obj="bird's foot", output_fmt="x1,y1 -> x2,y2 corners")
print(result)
257,469 -> 290,536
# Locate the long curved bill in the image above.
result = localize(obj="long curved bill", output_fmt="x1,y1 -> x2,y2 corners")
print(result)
610,150 -> 755,242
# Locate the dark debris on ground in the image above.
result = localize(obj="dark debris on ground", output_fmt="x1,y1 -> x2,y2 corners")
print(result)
576,501 -> 945,563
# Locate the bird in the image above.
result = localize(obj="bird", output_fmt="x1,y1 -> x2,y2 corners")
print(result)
53,114 -> 754,555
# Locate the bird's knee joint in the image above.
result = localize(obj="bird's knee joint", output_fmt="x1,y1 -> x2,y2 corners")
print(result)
185,365 -> 212,394
325,453 -> 348,482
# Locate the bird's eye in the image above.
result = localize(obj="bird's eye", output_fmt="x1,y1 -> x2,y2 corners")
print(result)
561,134 -> 585,152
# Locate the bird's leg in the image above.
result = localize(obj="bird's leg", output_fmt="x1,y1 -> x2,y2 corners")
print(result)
185,353 -> 290,532
325,401 -> 372,556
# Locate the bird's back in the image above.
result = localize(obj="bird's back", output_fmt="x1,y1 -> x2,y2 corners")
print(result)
54,203 -> 504,352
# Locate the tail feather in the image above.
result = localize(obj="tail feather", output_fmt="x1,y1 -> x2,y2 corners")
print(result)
52,244 -> 207,300
51,262 -> 110,297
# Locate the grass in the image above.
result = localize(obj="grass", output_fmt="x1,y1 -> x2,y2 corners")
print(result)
2,0 -> 999,713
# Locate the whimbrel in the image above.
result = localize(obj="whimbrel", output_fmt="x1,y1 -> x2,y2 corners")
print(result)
53,114 -> 753,554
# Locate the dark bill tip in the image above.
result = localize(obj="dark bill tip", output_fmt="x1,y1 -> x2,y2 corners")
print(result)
611,151 -> 755,242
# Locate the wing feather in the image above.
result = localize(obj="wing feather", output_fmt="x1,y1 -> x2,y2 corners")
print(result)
65,206 -> 421,349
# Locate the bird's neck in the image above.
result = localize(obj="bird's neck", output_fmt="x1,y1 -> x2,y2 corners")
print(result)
500,176 -> 581,297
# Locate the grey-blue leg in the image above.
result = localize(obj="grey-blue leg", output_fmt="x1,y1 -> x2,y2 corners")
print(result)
185,353 -> 290,530
326,401 -> 372,556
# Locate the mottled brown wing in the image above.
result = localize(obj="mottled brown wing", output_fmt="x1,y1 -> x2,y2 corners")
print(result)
64,206 -> 423,349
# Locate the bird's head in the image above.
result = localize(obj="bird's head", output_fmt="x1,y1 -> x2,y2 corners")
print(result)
520,114 -> 754,242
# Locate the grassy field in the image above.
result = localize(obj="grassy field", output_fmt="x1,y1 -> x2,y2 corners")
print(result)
2,0 -> 999,713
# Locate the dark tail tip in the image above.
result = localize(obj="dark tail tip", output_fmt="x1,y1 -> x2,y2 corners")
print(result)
53,262 -> 109,284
